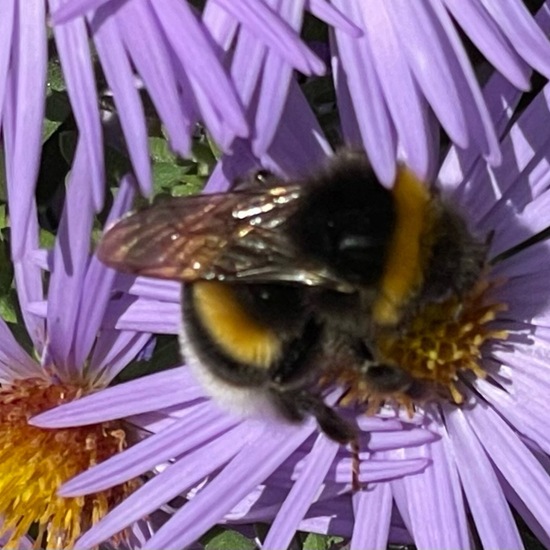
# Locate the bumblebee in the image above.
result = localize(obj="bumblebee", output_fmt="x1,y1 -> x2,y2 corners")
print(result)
97,151 -> 486,445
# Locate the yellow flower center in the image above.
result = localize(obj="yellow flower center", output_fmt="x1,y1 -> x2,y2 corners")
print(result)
336,277 -> 508,411
0,378 -> 138,549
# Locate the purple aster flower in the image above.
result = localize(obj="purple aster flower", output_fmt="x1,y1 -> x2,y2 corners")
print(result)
4,0 -> 249,257
0,142 -> 160,547
56,0 -> 550,188
30,84 -> 436,549
331,0 -> 550,185
33,66 -> 550,550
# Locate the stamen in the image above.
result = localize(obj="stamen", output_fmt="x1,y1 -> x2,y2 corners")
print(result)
0,378 -> 138,549
332,277 -> 508,410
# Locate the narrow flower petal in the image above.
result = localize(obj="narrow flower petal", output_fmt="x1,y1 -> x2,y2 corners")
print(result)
60,403 -> 234,494
7,0 -> 47,259
263,80 -> 332,175
475,379 -> 550,456
51,0 -> 110,23
31,367 -> 202,427
360,0 -> 434,180
350,483 -> 392,550
213,0 -> 325,76
263,435 -> 339,550
444,406 -> 522,549
0,320 -> 41,381
105,296 -> 180,334
72,176 -> 135,369
0,0 -> 14,125
251,0 -> 306,155
306,0 -> 362,37
467,401 -> 550,535
140,422 -> 316,550
391,439 -> 470,550
120,277 -> 180,303
116,0 -> 192,155
387,1 -> 499,163
73,422 -> 265,550
46,144 -> 95,379
443,0 -> 531,90
334,457 -> 430,484
91,11 -> 152,195
12,213 -> 46,353
480,0 -> 550,77
330,0 -> 396,185
90,332 -> 153,385
151,0 -> 248,139
49,0 -> 105,210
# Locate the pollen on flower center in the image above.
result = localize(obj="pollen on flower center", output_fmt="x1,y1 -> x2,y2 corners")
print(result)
0,378 -> 137,549
335,277 -> 508,411
375,278 -> 508,404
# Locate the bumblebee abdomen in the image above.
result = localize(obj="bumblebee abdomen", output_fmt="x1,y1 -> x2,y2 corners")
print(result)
191,281 -> 282,369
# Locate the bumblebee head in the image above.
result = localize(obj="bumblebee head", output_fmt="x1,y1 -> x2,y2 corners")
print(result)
288,155 -> 396,286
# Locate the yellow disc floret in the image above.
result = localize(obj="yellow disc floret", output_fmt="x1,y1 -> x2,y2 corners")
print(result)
0,378 -> 138,549
376,277 -> 508,404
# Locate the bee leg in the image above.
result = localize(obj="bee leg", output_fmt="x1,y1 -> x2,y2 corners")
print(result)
271,389 -> 356,444
271,390 -> 362,491
350,437 -> 362,492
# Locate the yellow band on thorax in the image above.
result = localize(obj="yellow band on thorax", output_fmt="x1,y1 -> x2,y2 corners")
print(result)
372,168 -> 432,326
192,281 -> 282,368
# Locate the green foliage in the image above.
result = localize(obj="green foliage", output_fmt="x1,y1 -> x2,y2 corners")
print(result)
302,533 -> 344,550
114,335 -> 181,384
203,529 -> 256,550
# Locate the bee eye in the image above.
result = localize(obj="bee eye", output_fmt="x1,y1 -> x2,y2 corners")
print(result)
259,290 -> 271,301
254,170 -> 274,185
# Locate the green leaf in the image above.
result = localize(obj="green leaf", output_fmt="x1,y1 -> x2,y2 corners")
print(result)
43,91 -> 71,143
152,162 -> 194,193
204,530 -> 256,550
47,60 -> 66,94
0,292 -> 17,324
190,140 -> 216,169
0,239 -> 13,296
149,136 -> 178,164
171,176 -> 206,196
302,533 -> 344,550
39,228 -> 56,249
59,130 -> 78,165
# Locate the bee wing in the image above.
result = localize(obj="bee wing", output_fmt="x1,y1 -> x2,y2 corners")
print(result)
97,187 -> 353,290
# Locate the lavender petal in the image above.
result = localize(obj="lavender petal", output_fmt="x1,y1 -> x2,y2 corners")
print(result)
263,435 -> 339,550
91,10 -> 152,195
72,175 -> 135,369
74,421 -> 263,550
444,406 -> 522,549
49,2 -> 105,209
61,403 -> 235,494
350,483 -> 392,550
30,367 -> 202,427
467,399 -> 550,535
7,0 -> 47,259
141,421 -> 316,549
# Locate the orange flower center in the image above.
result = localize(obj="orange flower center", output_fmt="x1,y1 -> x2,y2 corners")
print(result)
0,378 -> 138,549
335,277 -> 508,411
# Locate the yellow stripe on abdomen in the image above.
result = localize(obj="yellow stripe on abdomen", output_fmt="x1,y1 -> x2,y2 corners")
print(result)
192,281 -> 282,369
373,168 -> 432,326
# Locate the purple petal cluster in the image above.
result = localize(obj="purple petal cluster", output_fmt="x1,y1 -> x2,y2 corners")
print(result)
331,0 -> 550,184
33,68 -> 550,549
